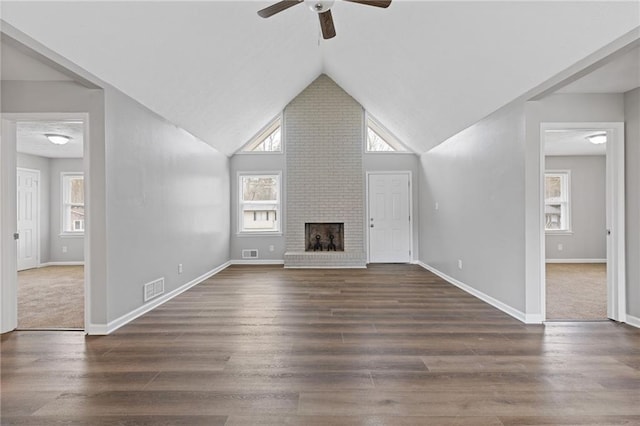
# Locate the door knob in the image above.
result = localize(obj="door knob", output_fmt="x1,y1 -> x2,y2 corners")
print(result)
370,224 -> 374,228
13,233 -> 19,240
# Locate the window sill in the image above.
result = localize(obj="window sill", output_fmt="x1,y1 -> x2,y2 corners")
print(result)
237,232 -> 283,237
59,233 -> 84,238
545,230 -> 573,235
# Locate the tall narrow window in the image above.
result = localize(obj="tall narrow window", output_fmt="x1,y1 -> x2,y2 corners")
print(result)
544,171 -> 571,232
62,173 -> 84,234
241,117 -> 282,152
238,173 -> 281,234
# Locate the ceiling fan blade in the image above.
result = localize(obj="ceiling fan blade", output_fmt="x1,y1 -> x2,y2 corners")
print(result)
319,10 -> 336,39
257,0 -> 303,18
343,0 -> 392,8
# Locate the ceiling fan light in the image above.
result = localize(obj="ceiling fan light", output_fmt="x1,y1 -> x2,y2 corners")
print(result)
305,0 -> 335,13
45,133 -> 71,145
586,132 -> 607,145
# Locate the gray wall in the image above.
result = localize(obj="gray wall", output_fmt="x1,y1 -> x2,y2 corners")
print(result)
49,158 -> 84,262
545,155 -> 606,260
16,152 -> 50,263
104,88 -> 230,321
419,103 -> 526,312
625,87 -> 640,319
3,80 -> 231,329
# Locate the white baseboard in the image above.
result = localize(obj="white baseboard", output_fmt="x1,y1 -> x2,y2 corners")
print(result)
230,259 -> 284,265
545,259 -> 606,264
524,314 -> 544,324
415,261 -> 528,323
284,265 -> 367,269
39,261 -> 84,267
85,323 -> 109,335
86,261 -> 232,336
625,314 -> 640,329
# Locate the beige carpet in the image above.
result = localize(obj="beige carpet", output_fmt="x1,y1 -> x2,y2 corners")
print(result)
546,263 -> 607,320
18,265 -> 84,329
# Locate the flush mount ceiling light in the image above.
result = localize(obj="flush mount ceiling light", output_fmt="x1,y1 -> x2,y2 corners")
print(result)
586,132 -> 607,145
45,133 -> 71,145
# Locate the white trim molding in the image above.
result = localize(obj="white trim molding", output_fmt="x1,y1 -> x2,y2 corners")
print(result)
230,259 -> 284,265
85,261 -> 231,335
39,261 -> 85,267
415,261 -> 533,324
625,314 -> 640,329
545,259 -> 606,264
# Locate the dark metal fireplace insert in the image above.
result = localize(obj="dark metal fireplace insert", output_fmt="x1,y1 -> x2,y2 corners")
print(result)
305,223 -> 344,252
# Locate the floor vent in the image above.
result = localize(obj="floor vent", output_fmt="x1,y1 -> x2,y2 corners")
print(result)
143,278 -> 165,302
242,249 -> 259,259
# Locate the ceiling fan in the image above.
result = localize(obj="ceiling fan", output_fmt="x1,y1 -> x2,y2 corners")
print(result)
258,0 -> 392,40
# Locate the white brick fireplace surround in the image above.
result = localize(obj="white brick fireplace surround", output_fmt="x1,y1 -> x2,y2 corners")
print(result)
284,75 -> 366,268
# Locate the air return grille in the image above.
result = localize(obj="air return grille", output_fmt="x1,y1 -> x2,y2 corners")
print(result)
242,249 -> 259,259
143,278 -> 165,302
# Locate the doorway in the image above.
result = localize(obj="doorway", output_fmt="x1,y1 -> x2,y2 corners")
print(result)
540,122 -> 625,322
367,172 -> 412,263
3,114 -> 87,331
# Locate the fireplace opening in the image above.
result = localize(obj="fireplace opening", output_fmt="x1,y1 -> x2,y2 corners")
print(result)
305,223 -> 344,252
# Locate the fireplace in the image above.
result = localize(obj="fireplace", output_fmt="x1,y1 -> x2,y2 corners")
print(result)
305,223 -> 344,252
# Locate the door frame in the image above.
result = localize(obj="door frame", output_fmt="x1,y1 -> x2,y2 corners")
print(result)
1,112 -> 90,333
16,167 -> 41,270
365,171 -> 413,264
539,122 -> 626,322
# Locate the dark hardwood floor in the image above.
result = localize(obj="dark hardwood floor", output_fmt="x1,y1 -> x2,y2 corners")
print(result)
2,264 -> 639,425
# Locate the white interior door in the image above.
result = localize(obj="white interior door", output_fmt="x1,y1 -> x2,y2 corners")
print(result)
368,173 -> 411,263
17,168 -> 39,271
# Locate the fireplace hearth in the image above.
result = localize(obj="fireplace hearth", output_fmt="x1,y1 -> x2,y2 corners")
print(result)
305,223 -> 344,252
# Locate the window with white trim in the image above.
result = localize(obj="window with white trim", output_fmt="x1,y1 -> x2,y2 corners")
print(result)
61,172 -> 84,235
544,171 -> 571,232
366,116 -> 408,152
239,173 -> 281,234
242,117 -> 282,152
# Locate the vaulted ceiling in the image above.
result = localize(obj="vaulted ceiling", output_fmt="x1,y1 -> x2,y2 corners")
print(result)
1,1 -> 638,155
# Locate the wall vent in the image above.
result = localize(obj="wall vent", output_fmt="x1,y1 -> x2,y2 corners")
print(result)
143,277 -> 165,302
242,249 -> 259,259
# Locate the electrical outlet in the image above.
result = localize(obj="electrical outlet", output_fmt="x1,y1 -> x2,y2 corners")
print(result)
269,245 -> 275,252
62,246 -> 68,253
458,259 -> 463,270
435,202 -> 439,211
557,244 -> 563,251
178,263 -> 183,274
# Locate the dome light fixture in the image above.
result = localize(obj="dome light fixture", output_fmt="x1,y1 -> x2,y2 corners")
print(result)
45,133 -> 71,145
586,132 -> 607,145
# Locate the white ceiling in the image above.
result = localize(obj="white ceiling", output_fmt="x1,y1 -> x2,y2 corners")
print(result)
1,1 -> 638,155
16,121 -> 84,158
544,130 -> 606,156
557,46 -> 640,94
